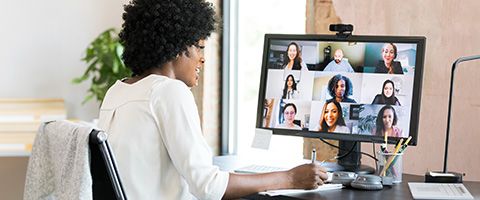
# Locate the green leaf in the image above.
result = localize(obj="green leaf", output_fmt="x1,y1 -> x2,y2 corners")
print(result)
72,28 -> 132,104
81,94 -> 94,105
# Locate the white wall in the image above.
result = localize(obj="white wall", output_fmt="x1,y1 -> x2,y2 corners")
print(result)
0,0 -> 129,121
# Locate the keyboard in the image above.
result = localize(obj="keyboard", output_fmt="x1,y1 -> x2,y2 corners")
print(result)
408,182 -> 474,199
234,165 -> 287,174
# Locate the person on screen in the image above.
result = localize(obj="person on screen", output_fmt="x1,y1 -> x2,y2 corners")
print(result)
97,0 -> 328,199
282,74 -> 299,99
276,103 -> 301,130
375,43 -> 404,74
324,49 -> 354,72
317,100 -> 350,133
372,80 -> 401,106
327,74 -> 357,103
282,42 -> 308,71
374,105 -> 403,137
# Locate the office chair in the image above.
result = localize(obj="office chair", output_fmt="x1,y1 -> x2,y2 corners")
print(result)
89,129 -> 127,200
25,121 -> 127,199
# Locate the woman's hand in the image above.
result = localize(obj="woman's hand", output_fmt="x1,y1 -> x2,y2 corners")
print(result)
286,163 -> 329,190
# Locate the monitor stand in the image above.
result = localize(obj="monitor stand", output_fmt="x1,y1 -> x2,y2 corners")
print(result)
336,140 -> 375,175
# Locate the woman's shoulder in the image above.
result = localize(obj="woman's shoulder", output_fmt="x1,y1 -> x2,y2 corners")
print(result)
392,61 -> 404,74
343,98 -> 357,103
150,77 -> 194,104
293,124 -> 302,130
394,97 -> 401,106
276,123 -> 287,129
393,61 -> 402,67
152,77 -> 189,93
335,125 -> 350,133
372,94 -> 383,103
376,60 -> 385,67
375,61 -> 387,72
371,127 -> 378,136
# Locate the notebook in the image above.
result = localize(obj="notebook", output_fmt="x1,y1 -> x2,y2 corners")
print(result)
259,184 -> 343,196
408,182 -> 473,199
234,164 -> 287,174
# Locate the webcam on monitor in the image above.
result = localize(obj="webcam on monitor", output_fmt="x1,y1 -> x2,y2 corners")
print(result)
329,24 -> 354,37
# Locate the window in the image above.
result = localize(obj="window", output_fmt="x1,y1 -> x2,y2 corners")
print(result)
224,0 -> 307,160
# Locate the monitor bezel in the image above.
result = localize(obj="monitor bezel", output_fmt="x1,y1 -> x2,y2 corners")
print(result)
256,34 -> 426,146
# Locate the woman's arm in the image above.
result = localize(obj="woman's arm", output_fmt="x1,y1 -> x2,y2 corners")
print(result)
223,163 -> 328,199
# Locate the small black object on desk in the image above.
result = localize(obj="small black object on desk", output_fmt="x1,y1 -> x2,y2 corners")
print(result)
426,55 -> 480,183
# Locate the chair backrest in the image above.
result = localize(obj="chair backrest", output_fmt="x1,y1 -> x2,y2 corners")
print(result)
89,129 -> 127,200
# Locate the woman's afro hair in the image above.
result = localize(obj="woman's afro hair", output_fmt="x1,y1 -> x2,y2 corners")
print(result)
119,0 -> 216,75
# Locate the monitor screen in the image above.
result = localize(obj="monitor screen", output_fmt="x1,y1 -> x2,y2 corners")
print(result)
256,34 -> 425,146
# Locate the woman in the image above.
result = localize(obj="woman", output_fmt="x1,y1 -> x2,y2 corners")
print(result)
282,42 -> 308,70
327,74 -> 356,103
276,103 -> 301,130
374,105 -> 403,137
372,80 -> 401,105
97,0 -> 327,199
317,100 -> 350,133
282,74 -> 299,99
375,43 -> 404,74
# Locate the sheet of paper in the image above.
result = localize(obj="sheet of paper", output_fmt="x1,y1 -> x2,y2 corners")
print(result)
408,182 -> 473,199
428,172 -> 456,177
259,184 -> 343,196
251,128 -> 272,150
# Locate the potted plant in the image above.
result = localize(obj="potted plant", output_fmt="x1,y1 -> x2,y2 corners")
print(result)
72,28 -> 132,103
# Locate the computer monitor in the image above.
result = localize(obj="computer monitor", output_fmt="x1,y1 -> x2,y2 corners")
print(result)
256,34 -> 426,171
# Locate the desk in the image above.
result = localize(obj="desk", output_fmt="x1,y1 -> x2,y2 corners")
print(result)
242,174 -> 480,199
213,156 -> 480,200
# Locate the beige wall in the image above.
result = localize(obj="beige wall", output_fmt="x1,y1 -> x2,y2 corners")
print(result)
0,157 -> 29,200
308,0 -> 480,181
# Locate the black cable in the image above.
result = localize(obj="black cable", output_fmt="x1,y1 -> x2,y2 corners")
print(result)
318,138 -> 378,161
335,141 -> 357,160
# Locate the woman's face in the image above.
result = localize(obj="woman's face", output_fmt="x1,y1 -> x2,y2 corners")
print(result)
324,102 -> 339,127
335,79 -> 346,98
287,76 -> 294,88
287,44 -> 298,61
284,106 -> 296,124
173,40 -> 205,87
382,44 -> 395,64
382,108 -> 395,129
383,82 -> 394,98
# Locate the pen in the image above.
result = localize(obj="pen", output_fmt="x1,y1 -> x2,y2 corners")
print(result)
311,148 -> 316,164
319,160 -> 325,166
384,131 -> 388,146
382,138 -> 406,176
394,138 -> 404,153
400,136 -> 412,151
381,136 -> 413,176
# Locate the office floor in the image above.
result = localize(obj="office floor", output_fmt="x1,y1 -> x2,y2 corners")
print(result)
0,157 -> 28,200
